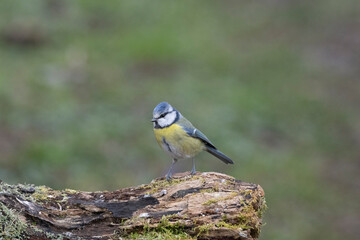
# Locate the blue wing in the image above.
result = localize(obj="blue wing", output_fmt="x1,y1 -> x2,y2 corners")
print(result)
180,119 -> 234,164
182,126 -> 216,149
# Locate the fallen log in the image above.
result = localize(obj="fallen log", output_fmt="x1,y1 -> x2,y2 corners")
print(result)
0,172 -> 266,239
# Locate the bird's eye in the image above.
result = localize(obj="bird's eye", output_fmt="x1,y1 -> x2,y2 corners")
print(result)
160,113 -> 166,118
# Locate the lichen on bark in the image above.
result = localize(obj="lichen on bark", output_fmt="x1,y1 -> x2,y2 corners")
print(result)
0,172 -> 266,239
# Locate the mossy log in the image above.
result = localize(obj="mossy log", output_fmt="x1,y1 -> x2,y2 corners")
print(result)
0,172 -> 266,240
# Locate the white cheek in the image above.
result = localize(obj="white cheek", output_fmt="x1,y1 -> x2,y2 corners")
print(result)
157,118 -> 167,127
158,111 -> 176,127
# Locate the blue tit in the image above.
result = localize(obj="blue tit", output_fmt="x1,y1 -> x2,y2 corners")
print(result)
152,102 -> 234,181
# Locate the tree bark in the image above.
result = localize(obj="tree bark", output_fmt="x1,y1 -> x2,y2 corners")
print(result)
0,172 -> 266,240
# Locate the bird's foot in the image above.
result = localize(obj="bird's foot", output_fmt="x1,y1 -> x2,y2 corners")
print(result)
165,173 -> 172,182
190,159 -> 196,176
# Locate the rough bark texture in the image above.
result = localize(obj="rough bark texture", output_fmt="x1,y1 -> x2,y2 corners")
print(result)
0,172 -> 266,240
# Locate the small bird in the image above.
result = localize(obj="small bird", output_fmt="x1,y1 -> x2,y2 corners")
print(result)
152,102 -> 234,181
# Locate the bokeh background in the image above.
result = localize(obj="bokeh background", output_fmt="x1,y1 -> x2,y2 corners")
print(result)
1,0 -> 359,239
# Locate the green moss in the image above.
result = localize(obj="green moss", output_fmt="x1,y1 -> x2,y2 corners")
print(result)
31,226 -> 65,240
0,202 -> 28,239
0,198 -> 258,240
212,194 -> 267,234
64,188 -> 78,194
146,175 -> 204,194
0,197 -> 65,240
146,179 -> 181,194
156,215 -> 187,234
118,214 -> 193,240
237,213 -> 248,223
0,182 -> 69,239
224,179 -> 233,186
137,184 -> 152,191
199,176 -> 207,185
0,181 -> 71,205
202,198 -> 218,206
195,223 -> 213,237
32,186 -> 52,201
0,182 -> 35,202
216,221 -> 237,229
202,192 -> 238,206
125,231 -> 194,240
257,197 -> 268,218
200,188 -> 216,193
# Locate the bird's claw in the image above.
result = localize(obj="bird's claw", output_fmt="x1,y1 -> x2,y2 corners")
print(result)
166,174 -> 172,182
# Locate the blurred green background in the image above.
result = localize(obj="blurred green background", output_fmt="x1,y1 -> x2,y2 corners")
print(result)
0,0 -> 359,239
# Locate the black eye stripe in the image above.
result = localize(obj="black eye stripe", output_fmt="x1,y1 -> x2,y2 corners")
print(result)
157,110 -> 175,119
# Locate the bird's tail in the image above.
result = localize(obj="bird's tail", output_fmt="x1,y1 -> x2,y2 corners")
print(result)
206,146 -> 234,164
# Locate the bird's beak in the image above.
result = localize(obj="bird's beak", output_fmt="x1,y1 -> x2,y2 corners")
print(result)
151,118 -> 156,122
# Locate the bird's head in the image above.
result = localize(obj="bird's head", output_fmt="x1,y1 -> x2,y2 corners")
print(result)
152,102 -> 179,128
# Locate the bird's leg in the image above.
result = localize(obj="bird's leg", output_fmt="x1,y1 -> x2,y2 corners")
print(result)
190,158 -> 196,176
166,159 -> 177,181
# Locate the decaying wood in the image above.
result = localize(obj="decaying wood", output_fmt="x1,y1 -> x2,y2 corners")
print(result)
0,172 -> 266,240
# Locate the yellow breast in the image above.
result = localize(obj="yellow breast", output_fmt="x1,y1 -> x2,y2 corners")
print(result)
154,124 -> 204,159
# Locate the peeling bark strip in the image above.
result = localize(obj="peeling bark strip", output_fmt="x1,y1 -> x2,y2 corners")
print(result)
0,172 -> 266,240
